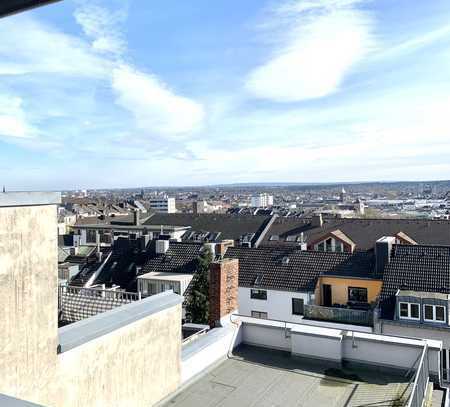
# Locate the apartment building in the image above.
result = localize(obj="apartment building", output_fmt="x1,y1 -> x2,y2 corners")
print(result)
149,197 -> 176,213
251,193 -> 274,208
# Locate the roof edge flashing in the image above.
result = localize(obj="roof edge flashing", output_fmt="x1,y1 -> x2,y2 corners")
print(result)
0,192 -> 61,207
58,291 -> 183,353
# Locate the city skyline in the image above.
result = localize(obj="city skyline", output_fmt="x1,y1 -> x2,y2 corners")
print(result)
1,0 -> 450,190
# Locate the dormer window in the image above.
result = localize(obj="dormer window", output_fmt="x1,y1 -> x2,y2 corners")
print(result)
424,304 -> 446,323
399,302 -> 420,320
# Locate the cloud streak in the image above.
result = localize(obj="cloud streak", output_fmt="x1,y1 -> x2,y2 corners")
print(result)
112,65 -> 205,136
245,0 -> 375,102
74,2 -> 128,56
0,96 -> 36,139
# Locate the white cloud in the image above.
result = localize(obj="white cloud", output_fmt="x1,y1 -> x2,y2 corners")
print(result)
74,3 -> 127,56
0,96 -> 36,139
112,65 -> 205,136
0,16 -> 109,78
245,0 -> 375,102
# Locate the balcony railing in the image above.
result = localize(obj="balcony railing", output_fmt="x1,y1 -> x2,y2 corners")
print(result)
406,344 -> 429,407
58,285 -> 141,324
304,304 -> 373,326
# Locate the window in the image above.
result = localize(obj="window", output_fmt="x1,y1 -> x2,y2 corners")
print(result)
250,289 -> 267,300
348,287 -> 368,303
269,235 -> 279,241
399,302 -> 420,320
86,229 -> 97,243
424,304 -> 446,323
292,298 -> 304,315
251,311 -> 268,319
318,241 -> 325,251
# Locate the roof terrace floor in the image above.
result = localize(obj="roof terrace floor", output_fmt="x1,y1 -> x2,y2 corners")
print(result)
162,344 -> 413,407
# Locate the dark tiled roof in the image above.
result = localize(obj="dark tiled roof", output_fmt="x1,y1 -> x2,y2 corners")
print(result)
261,217 -> 450,249
143,213 -> 271,242
140,242 -> 203,275
224,246 -> 375,292
380,245 -> 450,300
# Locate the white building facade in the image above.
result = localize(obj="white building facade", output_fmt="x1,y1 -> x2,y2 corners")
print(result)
238,287 -> 313,323
149,197 -> 176,213
251,193 -> 273,208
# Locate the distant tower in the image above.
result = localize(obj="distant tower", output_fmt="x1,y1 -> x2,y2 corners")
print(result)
2,185 -> 5,193
339,187 -> 346,203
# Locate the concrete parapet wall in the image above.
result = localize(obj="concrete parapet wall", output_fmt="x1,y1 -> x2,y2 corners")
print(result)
0,204 -> 59,405
57,303 -> 181,407
0,198 -> 183,407
239,317 -> 442,380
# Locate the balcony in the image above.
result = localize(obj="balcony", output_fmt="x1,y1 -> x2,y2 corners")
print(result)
304,304 -> 374,326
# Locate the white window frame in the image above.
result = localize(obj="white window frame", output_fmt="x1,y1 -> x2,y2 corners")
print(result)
399,302 -> 420,321
423,304 -> 446,323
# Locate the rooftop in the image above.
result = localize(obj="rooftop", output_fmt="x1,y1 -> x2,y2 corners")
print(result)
162,344 -> 412,407
143,213 -> 272,243
225,246 -> 376,292
262,217 -> 450,249
140,242 -> 203,275
0,191 -> 61,207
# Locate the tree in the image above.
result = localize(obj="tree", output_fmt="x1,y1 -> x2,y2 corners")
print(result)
185,247 -> 213,324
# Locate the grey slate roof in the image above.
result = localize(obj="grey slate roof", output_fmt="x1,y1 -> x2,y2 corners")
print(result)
224,246 -> 375,293
379,244 -> 450,319
140,242 -> 203,275
262,217 -> 450,250
380,245 -> 450,300
143,213 -> 271,242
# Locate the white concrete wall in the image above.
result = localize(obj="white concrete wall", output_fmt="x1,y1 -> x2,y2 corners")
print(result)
238,287 -> 312,323
241,322 -> 292,351
181,323 -> 241,384
291,328 -> 343,362
0,197 -> 183,407
239,319 -> 442,379
57,305 -> 181,407
0,204 -> 59,405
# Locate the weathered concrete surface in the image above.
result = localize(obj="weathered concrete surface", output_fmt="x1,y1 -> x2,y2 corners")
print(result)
0,204 -> 58,406
163,345 -> 412,407
56,304 -> 182,407
0,201 -> 183,407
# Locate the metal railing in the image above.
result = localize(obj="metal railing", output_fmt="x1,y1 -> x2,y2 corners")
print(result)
59,285 -> 140,302
304,304 -> 373,326
406,344 -> 429,407
58,285 -> 140,323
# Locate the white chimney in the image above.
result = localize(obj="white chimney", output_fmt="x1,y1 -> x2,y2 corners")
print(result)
156,240 -> 169,254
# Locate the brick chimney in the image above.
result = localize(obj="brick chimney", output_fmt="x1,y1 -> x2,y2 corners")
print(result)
215,239 -> 234,257
209,258 -> 239,327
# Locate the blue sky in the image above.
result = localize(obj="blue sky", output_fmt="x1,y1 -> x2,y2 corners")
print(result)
1,0 -> 450,190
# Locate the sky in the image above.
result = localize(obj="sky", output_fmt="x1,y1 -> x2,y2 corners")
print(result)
1,0 -> 450,190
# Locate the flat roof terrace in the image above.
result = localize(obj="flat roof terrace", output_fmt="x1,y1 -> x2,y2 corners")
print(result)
163,344 -> 413,407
